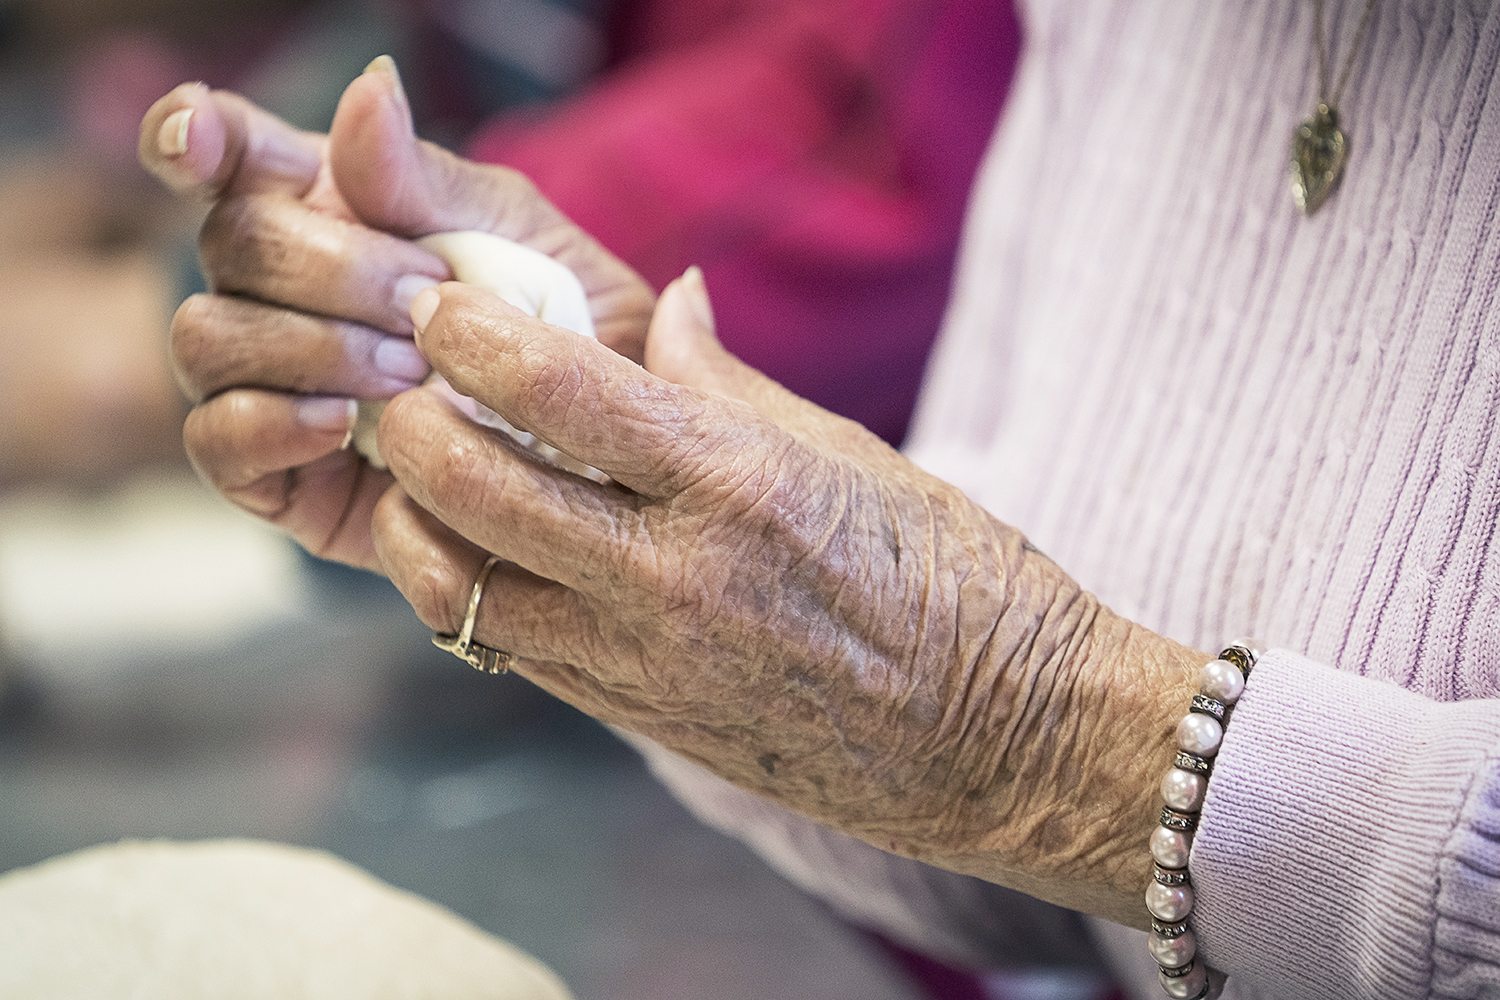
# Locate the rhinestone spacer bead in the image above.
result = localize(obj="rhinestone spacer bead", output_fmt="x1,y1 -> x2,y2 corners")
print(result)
1159,806 -> 1199,832
1173,750 -> 1214,775
1153,864 -> 1191,886
1188,694 -> 1226,722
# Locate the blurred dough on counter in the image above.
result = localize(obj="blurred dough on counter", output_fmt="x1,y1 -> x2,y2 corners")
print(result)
0,838 -> 575,1000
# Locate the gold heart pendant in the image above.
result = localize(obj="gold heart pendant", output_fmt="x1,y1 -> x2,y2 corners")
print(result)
1291,103 -> 1346,214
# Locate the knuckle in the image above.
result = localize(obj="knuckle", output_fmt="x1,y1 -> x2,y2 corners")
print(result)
708,411 -> 793,499
182,394 -> 272,494
181,405 -> 217,472
410,557 -> 467,633
289,317 -> 350,394
218,391 -> 265,452
201,196 -> 332,296
500,323 -> 589,429
199,197 -> 271,289
380,392 -> 503,514
432,432 -> 503,517
525,330 -> 584,401
370,488 -> 467,635
377,390 -> 427,456
609,515 -> 668,595
169,295 -> 216,399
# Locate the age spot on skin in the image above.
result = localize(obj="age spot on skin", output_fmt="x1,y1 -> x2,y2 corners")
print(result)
757,752 -> 780,775
881,518 -> 902,564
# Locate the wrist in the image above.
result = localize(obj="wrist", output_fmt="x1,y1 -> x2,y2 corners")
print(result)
932,537 -> 1210,925
1084,617 -> 1214,927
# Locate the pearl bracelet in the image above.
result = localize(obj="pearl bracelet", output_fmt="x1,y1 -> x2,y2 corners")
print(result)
1146,639 -> 1261,1000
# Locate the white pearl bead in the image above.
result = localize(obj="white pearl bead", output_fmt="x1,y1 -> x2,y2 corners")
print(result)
1160,767 -> 1207,811
1149,927 -> 1197,967
1159,960 -> 1207,998
1199,659 -> 1245,704
1150,825 -> 1193,869
1176,713 -> 1222,756
1146,880 -> 1194,921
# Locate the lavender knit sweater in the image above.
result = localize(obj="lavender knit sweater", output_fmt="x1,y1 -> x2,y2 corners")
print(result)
637,2 -> 1500,997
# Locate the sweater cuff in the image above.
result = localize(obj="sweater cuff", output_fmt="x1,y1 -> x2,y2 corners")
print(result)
1190,649 -> 1500,1000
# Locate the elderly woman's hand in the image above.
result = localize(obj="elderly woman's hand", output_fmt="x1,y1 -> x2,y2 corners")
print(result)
372,267 -> 1207,928
141,64 -> 1207,929
138,62 -> 653,569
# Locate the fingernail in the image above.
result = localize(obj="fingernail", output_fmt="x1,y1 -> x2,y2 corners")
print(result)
363,53 -> 400,81
409,286 -> 440,334
681,265 -> 714,331
392,273 -> 439,314
298,396 -> 358,433
157,108 -> 192,158
363,54 -> 411,116
374,337 -> 430,380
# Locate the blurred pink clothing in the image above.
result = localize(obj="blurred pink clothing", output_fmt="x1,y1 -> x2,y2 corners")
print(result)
467,0 -> 1021,445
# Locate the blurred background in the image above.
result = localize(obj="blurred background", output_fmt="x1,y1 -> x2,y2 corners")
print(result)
0,1 -> 1114,998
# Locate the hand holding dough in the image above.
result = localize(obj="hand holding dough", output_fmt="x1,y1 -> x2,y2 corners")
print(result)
353,231 -> 596,470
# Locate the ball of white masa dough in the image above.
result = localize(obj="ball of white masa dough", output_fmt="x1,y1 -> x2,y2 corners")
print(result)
0,838 -> 574,1000
354,231 -> 597,476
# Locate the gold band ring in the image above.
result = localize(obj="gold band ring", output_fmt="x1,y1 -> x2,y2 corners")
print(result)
431,555 -> 513,674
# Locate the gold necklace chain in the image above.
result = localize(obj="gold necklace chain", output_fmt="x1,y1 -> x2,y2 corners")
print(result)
1292,0 -> 1378,215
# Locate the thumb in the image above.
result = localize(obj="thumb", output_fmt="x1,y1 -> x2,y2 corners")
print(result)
644,267 -> 728,388
647,268 -> 899,462
327,57 -> 656,361
326,57 -> 428,235
645,267 -> 791,411
328,57 -> 565,243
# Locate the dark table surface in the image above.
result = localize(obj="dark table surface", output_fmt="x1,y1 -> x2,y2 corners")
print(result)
0,556 -> 924,1000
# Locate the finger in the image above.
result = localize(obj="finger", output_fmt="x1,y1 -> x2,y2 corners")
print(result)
327,61 -> 654,358
410,281 -> 769,499
370,486 -> 596,663
646,267 -> 896,464
185,390 -> 389,568
372,483 -> 669,734
198,193 -> 447,334
171,294 -> 431,404
139,84 -> 325,201
377,385 -> 640,593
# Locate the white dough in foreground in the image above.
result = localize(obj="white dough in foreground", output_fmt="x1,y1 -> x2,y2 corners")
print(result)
0,838 -> 574,1000
418,231 -> 595,340
354,231 -> 596,470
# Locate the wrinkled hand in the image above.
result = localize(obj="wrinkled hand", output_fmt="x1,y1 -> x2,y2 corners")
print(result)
142,62 -> 1207,928
373,268 -> 1205,927
139,62 -> 654,568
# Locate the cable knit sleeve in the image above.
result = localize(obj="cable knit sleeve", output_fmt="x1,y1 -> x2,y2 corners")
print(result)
1189,650 -> 1500,1000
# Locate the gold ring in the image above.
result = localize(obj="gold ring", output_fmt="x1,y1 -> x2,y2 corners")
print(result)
431,555 -> 513,674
